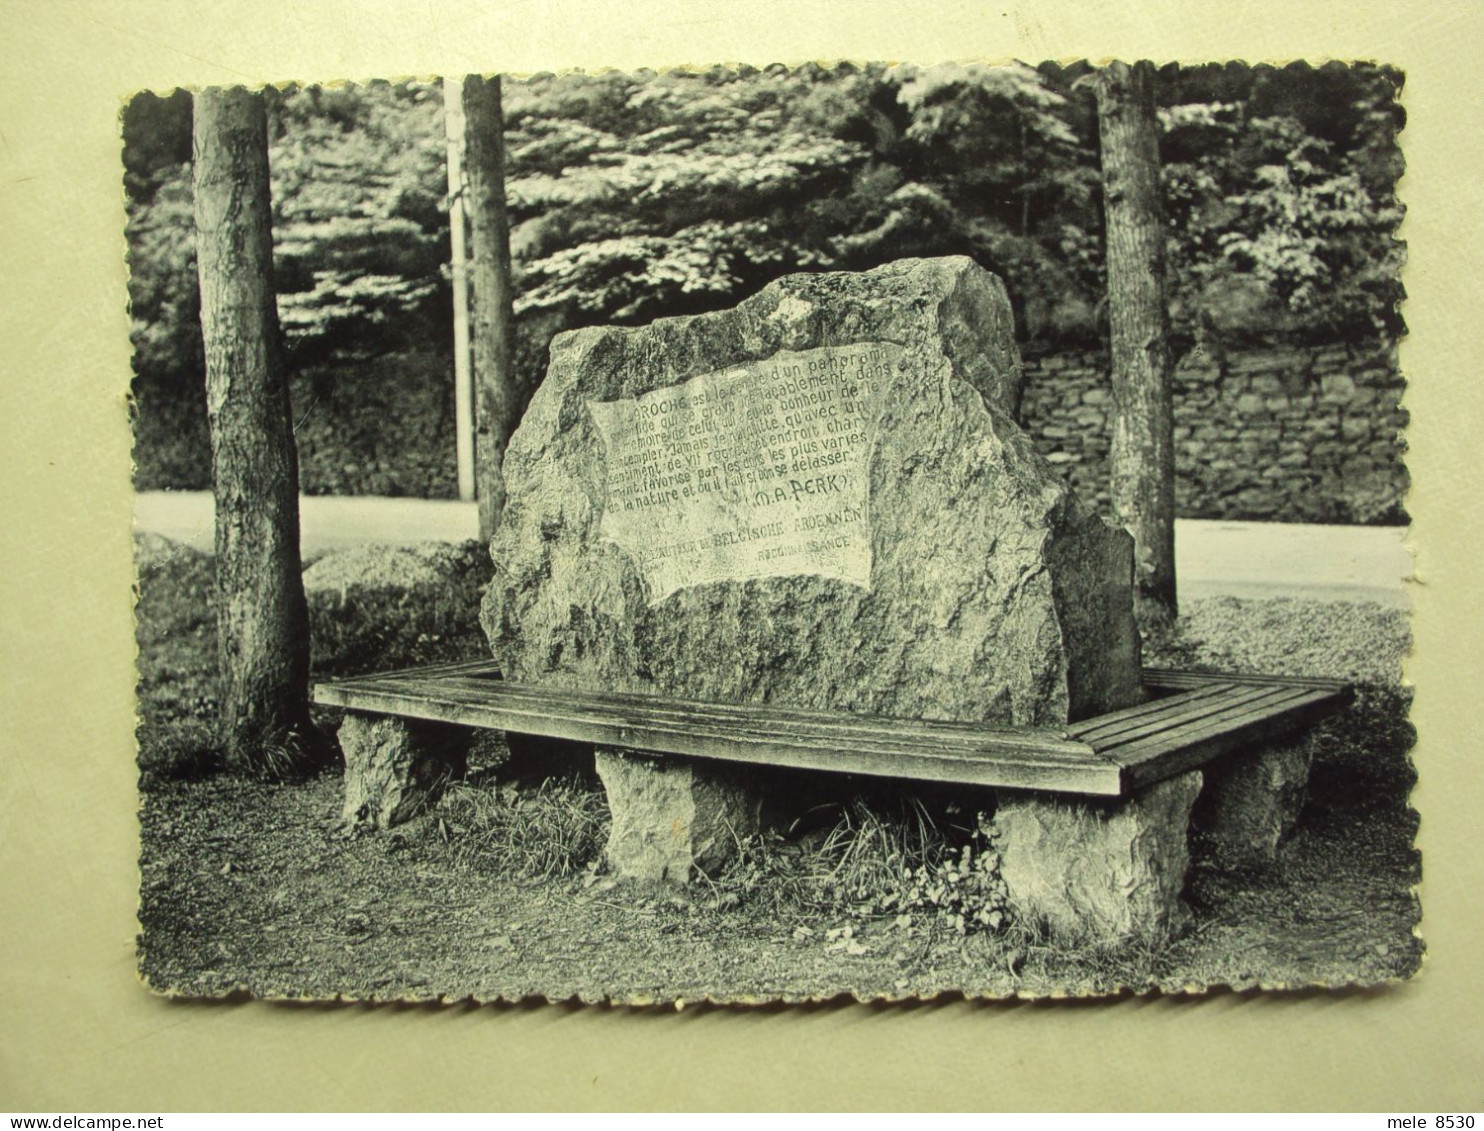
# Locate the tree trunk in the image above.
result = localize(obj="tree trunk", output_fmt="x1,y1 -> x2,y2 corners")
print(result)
193,86 -> 319,775
1095,61 -> 1178,628
443,77 -> 476,503
462,74 -> 517,544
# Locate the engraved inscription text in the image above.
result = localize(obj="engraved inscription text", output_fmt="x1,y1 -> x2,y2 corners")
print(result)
587,342 -> 899,603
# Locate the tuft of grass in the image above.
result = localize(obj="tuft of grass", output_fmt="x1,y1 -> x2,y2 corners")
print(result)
816,795 -> 946,907
227,722 -> 337,782
431,776 -> 609,881
706,795 -> 1012,936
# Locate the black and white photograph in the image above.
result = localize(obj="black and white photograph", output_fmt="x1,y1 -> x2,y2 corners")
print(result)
127,59 -> 1419,1003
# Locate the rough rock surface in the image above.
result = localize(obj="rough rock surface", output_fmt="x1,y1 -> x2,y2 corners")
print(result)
990,771 -> 1203,944
338,713 -> 469,830
1193,740 -> 1313,868
594,748 -> 762,882
482,257 -> 1142,728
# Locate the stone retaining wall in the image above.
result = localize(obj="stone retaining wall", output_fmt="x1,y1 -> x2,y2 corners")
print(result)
1020,340 -> 1409,525
131,340 -> 1411,526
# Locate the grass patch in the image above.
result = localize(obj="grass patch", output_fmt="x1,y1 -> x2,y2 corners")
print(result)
705,794 -> 1012,937
430,776 -> 610,881
134,536 -> 222,787
418,774 -> 1022,944
138,719 -> 223,784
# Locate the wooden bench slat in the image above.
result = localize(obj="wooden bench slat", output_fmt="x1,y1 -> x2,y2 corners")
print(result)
1143,668 -> 1351,694
1111,688 -> 1344,791
431,675 -> 1087,751
329,674 -> 1100,763
346,658 -> 501,682
1080,684 -> 1296,750
329,671 -> 1085,749
1067,681 -> 1243,742
317,676 -> 1124,794
1098,686 -> 1316,763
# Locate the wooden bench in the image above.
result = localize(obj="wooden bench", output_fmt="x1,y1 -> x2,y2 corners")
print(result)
316,660 -> 1349,797
315,660 -> 1350,943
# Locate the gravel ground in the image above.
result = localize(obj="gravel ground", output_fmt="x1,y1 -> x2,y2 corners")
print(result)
1143,596 -> 1411,686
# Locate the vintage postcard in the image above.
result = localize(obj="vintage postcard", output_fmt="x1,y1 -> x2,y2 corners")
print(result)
130,60 -> 1417,1003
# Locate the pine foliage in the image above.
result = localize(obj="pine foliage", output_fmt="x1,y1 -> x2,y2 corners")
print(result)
123,62 -> 1405,398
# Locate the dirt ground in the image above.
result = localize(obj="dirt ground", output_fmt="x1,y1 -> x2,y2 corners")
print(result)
136,740 -> 1420,1004
134,540 -> 1422,1003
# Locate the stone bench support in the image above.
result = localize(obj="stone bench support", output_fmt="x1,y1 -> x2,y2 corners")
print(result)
338,712 -> 470,831
989,770 -> 1204,945
595,746 -> 763,883
1193,739 -> 1313,869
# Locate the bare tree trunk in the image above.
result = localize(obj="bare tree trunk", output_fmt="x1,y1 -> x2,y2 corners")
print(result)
462,74 -> 517,543
193,86 -> 319,775
443,77 -> 476,503
1095,61 -> 1178,628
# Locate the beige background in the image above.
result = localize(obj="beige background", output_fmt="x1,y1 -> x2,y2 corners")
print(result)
2,0 -> 1479,1111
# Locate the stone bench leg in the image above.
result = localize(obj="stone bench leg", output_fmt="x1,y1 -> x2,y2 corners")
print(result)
594,747 -> 762,883
989,771 -> 1203,945
1193,738 -> 1313,869
338,713 -> 470,831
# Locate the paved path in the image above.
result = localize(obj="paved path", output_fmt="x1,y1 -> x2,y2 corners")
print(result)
134,491 -> 1414,608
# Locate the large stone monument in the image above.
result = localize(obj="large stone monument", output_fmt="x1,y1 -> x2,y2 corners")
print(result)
482,256 -> 1154,890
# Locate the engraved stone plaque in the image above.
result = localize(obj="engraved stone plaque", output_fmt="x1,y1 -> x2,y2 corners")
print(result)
587,343 -> 900,603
